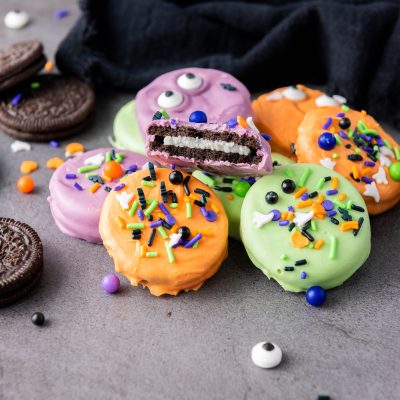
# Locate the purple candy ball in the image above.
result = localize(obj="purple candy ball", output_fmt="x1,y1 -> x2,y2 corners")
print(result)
102,274 -> 120,294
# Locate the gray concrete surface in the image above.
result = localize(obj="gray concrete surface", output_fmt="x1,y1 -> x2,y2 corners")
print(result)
0,1 -> 399,399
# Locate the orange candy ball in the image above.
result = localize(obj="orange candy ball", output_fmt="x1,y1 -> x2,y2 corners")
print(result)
103,161 -> 123,180
17,176 -> 35,193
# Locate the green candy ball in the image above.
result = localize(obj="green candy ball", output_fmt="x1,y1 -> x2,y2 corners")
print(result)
389,162 -> 400,181
233,180 -> 251,198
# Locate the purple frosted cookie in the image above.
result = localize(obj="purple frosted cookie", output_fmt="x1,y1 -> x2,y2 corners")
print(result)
48,148 -> 148,243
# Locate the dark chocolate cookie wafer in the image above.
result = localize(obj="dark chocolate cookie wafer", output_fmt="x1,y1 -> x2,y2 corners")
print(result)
0,40 -> 46,91
0,74 -> 95,141
0,218 -> 43,306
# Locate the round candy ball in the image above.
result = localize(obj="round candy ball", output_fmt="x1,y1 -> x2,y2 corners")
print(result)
318,132 -> 336,151
103,161 -> 123,180
233,180 -> 251,198
251,342 -> 282,369
265,191 -> 279,204
281,179 -> 296,194
339,117 -> 351,129
17,176 -> 34,193
4,10 -> 30,29
101,273 -> 120,294
389,162 -> 400,181
189,110 -> 207,123
169,170 -> 183,185
178,226 -> 191,240
306,286 -> 327,307
31,312 -> 45,326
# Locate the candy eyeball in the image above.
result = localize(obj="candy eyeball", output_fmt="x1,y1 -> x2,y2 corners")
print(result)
265,191 -> 279,204
282,86 -> 306,101
157,90 -> 183,108
4,10 -> 30,29
251,342 -> 282,369
177,73 -> 203,90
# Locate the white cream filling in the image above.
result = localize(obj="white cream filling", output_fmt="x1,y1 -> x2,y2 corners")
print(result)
163,135 -> 251,156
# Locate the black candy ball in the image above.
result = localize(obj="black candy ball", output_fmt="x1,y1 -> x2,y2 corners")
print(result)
265,191 -> 279,204
178,226 -> 191,240
169,170 -> 183,185
31,312 -> 45,326
339,117 -> 351,129
281,179 -> 296,194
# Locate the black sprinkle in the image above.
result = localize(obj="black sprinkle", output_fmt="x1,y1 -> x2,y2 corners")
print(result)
350,172 -> 361,182
195,188 -> 210,197
303,221 -> 311,231
194,200 -> 205,207
137,188 -> 147,209
160,218 -> 172,229
353,217 -> 364,236
148,215 -> 153,221
171,192 -> 178,203
143,176 -> 152,181
351,204 -> 365,212
88,175 -> 104,185
347,154 -> 363,161
104,186 -> 112,192
288,222 -> 296,232
213,186 -> 232,192
308,191 -> 318,198
272,161 -> 280,167
131,229 -> 142,234
290,142 -> 296,155
284,266 -> 295,271
223,178 -> 234,183
367,152 -> 377,162
152,111 -> 163,120
148,162 -> 156,180
338,207 -> 347,214
132,234 -> 141,239
148,228 -> 157,246
301,230 -> 314,242
330,217 -> 339,225
345,144 -> 352,149
111,149 -> 116,160
183,175 -> 191,196
324,176 -> 331,182
295,259 -> 307,266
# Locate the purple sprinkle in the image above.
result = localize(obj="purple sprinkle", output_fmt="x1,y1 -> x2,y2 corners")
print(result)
360,134 -> 372,143
322,117 -> 332,130
301,193 -> 309,201
361,176 -> 373,184
327,210 -> 337,218
158,203 -> 176,225
322,200 -> 334,211
364,161 -> 375,167
170,119 -> 176,126
11,93 -> 23,106
200,207 -> 217,222
169,164 -> 176,170
271,209 -> 281,221
114,183 -> 125,191
326,189 -> 338,196
376,136 -> 384,147
128,164 -> 138,172
172,239 -> 184,248
150,220 -> 162,228
261,133 -> 272,141
336,112 -> 345,118
50,140 -> 59,148
184,233 -> 202,248
300,271 -> 307,279
241,177 -> 256,185
65,173 -> 76,179
287,206 -> 294,212
279,220 -> 290,226
137,209 -> 144,220
362,146 -> 373,153
74,182 -> 83,191
339,130 -> 348,139
227,118 -> 238,128
54,8 -> 69,19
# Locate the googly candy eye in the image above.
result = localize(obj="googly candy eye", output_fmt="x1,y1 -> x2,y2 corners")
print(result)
251,342 -> 282,368
177,73 -> 203,90
281,179 -> 296,194
157,90 -> 183,108
265,191 -> 279,204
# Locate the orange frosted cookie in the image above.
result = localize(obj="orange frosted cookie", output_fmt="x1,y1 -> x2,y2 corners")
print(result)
296,106 -> 400,214
99,165 -> 229,296
252,85 -> 346,158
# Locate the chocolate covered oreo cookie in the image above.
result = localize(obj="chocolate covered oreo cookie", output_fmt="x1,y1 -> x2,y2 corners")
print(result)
0,218 -> 43,306
0,40 -> 46,91
0,74 -> 95,141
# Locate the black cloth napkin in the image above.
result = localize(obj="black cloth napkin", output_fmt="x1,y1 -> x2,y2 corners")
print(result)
56,0 -> 400,128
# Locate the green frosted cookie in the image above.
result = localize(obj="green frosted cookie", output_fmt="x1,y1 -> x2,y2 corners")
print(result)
193,153 -> 294,241
110,100 -> 145,155
241,163 -> 371,292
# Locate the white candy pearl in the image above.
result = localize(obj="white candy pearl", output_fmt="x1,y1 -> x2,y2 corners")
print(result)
282,86 -> 306,101
251,342 -> 282,369
4,10 -> 30,30
315,94 -> 339,107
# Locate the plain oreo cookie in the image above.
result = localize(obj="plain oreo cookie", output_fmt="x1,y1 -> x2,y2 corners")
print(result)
0,218 -> 43,306
0,74 -> 95,141
0,40 -> 46,92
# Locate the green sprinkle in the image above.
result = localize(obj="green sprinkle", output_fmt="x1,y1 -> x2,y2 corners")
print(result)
329,236 -> 338,259
144,200 -> 158,216
307,242 -> 314,249
127,223 -> 144,229
169,203 -> 178,209
334,134 -> 342,145
192,170 -> 215,187
333,200 -> 346,209
363,129 -> 378,136
193,241 -> 199,249
31,82 -> 40,89
354,147 -> 361,154
186,201 -> 192,218
299,167 -> 312,187
115,153 -> 125,163
85,173 -> 97,178
280,254 -> 288,260
394,147 -> 400,160
105,152 -> 112,162
383,139 -> 392,150
284,167 -> 295,179
311,220 -> 317,231
165,242 -> 175,263
77,164 -> 100,173
142,180 -> 155,187
317,177 -> 325,190
145,252 -> 158,258
157,226 -> 168,239
341,104 -> 350,112
332,153 -> 339,159
160,109 -> 170,120
357,120 -> 367,132
346,200 -> 353,210
128,200 -> 139,217
348,129 -> 354,139
373,145 -> 379,152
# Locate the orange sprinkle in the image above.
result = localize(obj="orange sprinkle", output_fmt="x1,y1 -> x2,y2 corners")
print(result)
296,199 -> 313,208
200,228 -> 213,237
101,175 -> 111,182
44,60 -> 54,72
294,187 -> 307,198
361,167 -> 371,176
352,165 -> 359,180
340,221 -> 359,231
183,196 -> 190,203
338,193 -> 347,201
89,182 -> 100,193
331,177 -> 338,190
312,203 -> 326,216
290,231 -> 309,248
361,110 -> 367,117
329,127 -> 335,133
20,160 -> 38,174
170,226 -> 178,234
117,216 -> 126,228
65,142 -> 84,156
316,193 -> 324,204
189,194 -> 198,201
314,239 -> 325,250
237,115 -> 248,128
46,157 -> 64,169
140,245 -> 146,257
211,204 -> 220,213
287,211 -> 294,221
281,211 -> 288,220
226,194 -> 234,201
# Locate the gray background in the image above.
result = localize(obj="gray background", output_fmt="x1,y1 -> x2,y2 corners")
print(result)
0,1 -> 399,399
